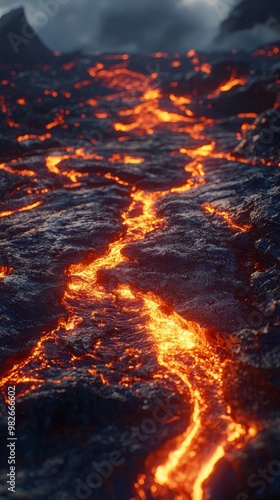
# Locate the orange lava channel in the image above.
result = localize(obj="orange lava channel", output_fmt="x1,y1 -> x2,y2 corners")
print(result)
0,62 -> 258,500
131,290 -> 256,500
0,201 -> 42,218
208,74 -> 247,98
0,167 -> 254,499
203,204 -> 251,232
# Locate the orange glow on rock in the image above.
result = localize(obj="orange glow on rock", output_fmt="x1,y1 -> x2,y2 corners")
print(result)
44,89 -> 58,97
210,74 -> 247,96
131,288 -> 254,500
63,61 -> 76,71
7,119 -> 19,128
46,119 -> 63,129
187,49 -> 196,58
86,98 -> 98,107
203,204 -> 251,232
45,155 -> 89,184
0,52 -> 266,500
17,133 -> 51,143
170,94 -> 191,106
238,113 -> 258,119
192,445 -> 225,500
0,201 -> 42,219
0,266 -> 13,278
171,60 -> 181,68
219,77 -> 247,92
74,80 -> 92,90
45,156 -> 61,174
180,143 -> 215,158
95,112 -> 108,119
108,153 -> 145,164
0,162 -> 36,177
104,172 -> 129,186
200,63 -> 212,74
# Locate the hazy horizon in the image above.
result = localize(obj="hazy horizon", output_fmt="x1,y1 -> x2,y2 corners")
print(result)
0,0 -> 279,53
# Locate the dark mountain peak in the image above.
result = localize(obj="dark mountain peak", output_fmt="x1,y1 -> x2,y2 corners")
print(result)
0,6 -> 25,26
0,6 -> 53,66
217,0 -> 280,40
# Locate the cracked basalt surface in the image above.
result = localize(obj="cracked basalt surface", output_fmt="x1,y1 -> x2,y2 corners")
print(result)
0,17 -> 279,500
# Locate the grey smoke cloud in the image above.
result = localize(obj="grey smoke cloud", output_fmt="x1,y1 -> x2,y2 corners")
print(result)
90,0 -> 219,53
0,0 -> 279,53
0,0 -> 220,53
215,0 -> 280,50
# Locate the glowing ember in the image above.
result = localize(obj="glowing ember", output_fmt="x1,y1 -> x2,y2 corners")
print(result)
17,133 -> 51,142
208,72 -> 247,98
0,163 -> 36,177
0,201 -> 42,218
0,128 -> 254,500
0,43 -> 276,500
203,204 -> 251,232
45,155 -> 89,184
200,63 -> 212,74
108,153 -> 145,164
130,288 -> 256,500
0,266 -> 13,278
104,172 -> 129,186
218,76 -> 247,92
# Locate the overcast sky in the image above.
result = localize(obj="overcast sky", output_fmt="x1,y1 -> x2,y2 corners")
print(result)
0,0 -> 279,53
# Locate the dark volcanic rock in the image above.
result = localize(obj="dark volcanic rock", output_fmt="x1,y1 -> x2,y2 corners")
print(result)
0,37 -> 279,500
0,7 -> 53,67
205,426 -> 280,500
217,0 -> 280,41
0,183 -> 127,367
117,159 -> 280,333
234,108 -> 280,164
0,377 -> 187,500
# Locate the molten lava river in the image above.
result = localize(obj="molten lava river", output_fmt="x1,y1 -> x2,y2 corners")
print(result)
0,48 -> 279,500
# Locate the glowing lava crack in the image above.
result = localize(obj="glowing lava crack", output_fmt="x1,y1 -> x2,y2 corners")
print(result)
1,49 -> 277,500
0,164 -> 256,500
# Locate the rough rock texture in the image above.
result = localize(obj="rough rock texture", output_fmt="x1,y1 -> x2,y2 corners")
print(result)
234,108 -> 280,164
0,13 -> 279,500
0,7 -> 53,66
205,426 -> 280,500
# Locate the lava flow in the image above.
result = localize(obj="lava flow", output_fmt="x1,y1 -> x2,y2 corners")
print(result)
0,200 -> 42,218
130,288 -> 257,500
0,140 -> 256,499
0,40 -> 279,500
203,204 -> 251,232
